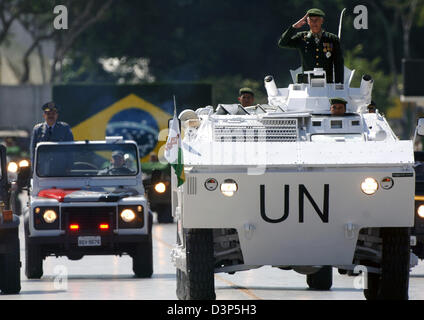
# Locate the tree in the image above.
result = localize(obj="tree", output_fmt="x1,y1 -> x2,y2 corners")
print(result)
1,0 -> 114,83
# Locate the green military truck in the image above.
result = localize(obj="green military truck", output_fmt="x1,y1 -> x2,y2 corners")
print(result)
141,162 -> 172,223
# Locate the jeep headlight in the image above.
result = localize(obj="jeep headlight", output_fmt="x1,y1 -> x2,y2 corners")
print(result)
19,159 -> 30,168
43,209 -> 57,223
154,182 -> 166,194
7,162 -> 18,173
361,177 -> 378,195
220,179 -> 238,197
418,205 -> 424,218
120,209 -> 136,222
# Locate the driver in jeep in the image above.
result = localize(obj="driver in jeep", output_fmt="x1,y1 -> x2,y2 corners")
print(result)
98,151 -> 133,175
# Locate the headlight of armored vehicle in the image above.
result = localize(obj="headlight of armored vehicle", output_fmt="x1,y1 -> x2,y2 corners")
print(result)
361,177 -> 379,195
121,209 -> 136,222
154,182 -> 166,194
417,204 -> 424,218
7,161 -> 18,173
220,179 -> 238,197
43,209 -> 58,223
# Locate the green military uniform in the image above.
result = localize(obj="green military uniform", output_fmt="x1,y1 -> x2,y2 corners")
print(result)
278,9 -> 344,84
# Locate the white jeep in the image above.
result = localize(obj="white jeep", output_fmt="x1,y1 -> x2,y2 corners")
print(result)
24,137 -> 152,278
171,68 -> 415,300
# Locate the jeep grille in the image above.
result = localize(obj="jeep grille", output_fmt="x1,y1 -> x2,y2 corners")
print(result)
61,207 -> 116,232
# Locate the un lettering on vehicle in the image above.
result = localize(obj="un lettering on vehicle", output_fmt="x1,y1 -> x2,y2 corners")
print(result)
260,184 -> 329,223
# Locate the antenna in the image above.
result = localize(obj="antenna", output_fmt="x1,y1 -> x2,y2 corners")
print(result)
338,8 -> 347,40
173,95 -> 177,116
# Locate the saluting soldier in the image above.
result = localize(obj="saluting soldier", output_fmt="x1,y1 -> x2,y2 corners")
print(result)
30,102 -> 74,165
278,8 -> 344,84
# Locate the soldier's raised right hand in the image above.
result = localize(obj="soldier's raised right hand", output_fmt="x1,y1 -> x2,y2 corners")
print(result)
292,13 -> 308,29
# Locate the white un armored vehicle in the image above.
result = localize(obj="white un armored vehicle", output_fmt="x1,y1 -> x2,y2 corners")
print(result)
171,68 -> 415,300
25,137 -> 152,279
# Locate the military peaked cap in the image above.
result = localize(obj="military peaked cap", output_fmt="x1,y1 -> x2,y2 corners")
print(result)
239,87 -> 254,96
329,97 -> 347,105
112,150 -> 124,158
307,8 -> 325,17
42,101 -> 59,112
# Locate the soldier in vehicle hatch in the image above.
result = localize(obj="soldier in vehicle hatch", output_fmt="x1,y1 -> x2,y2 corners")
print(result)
238,87 -> 255,108
329,97 -> 347,116
278,8 -> 344,84
30,102 -> 74,165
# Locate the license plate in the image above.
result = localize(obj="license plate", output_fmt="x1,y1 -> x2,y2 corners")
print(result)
78,236 -> 101,247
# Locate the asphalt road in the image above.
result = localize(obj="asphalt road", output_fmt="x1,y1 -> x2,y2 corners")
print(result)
3,198 -> 424,300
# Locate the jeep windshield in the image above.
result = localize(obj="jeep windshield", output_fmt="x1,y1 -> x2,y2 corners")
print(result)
36,143 -> 139,177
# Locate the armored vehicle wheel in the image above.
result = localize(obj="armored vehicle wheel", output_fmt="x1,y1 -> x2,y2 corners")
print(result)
25,240 -> 43,279
156,204 -> 173,224
0,228 -> 21,294
364,272 -> 379,300
306,266 -> 333,290
364,228 -> 410,300
176,229 -> 215,300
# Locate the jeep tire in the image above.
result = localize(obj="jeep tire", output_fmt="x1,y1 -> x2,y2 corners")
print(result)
132,240 -> 153,278
25,239 -> 43,279
306,266 -> 333,290
176,228 -> 215,300
0,228 -> 21,294
364,227 -> 410,300
132,212 -> 153,278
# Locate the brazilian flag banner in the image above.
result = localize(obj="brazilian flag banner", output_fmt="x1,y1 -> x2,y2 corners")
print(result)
53,83 -> 211,162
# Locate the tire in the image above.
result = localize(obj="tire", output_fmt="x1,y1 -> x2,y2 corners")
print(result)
364,228 -> 410,300
364,272 -> 380,300
177,229 -> 215,300
306,266 -> 333,290
0,229 -> 21,294
132,213 -> 153,278
156,204 -> 173,224
132,241 -> 153,278
25,239 -> 43,279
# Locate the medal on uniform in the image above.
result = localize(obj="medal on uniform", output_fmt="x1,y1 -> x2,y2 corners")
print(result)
326,51 -> 331,58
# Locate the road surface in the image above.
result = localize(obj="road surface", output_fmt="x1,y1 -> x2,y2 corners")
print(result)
3,197 -> 424,300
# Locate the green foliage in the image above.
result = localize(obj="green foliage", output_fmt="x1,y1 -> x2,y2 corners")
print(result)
344,44 -> 396,113
201,75 -> 267,107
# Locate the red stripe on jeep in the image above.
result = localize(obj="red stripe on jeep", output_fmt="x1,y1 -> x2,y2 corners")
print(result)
38,189 -> 80,202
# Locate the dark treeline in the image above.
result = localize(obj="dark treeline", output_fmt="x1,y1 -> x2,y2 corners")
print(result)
64,0 -> 424,107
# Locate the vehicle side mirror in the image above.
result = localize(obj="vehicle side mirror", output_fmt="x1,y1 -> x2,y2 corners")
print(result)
417,118 -> 424,136
18,165 -> 31,189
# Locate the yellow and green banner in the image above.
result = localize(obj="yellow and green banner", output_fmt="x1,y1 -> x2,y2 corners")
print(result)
53,83 -> 211,162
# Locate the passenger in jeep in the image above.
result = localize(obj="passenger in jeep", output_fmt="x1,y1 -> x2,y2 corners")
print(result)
98,151 -> 134,175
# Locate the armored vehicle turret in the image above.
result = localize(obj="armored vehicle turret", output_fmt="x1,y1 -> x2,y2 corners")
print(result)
171,68 -> 415,300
